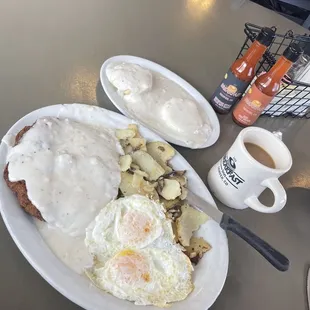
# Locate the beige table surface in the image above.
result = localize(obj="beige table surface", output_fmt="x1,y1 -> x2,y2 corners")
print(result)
1,0 -> 310,309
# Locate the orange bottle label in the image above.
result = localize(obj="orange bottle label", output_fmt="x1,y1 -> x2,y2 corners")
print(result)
233,84 -> 273,126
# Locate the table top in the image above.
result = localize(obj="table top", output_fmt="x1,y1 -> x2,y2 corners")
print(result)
1,0 -> 310,309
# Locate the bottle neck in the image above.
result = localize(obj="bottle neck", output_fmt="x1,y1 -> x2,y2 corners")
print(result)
243,40 -> 267,63
232,40 -> 269,81
267,56 -> 293,80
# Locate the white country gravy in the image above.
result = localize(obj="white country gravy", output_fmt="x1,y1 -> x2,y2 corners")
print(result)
106,62 -> 212,148
7,117 -> 122,237
35,219 -> 92,273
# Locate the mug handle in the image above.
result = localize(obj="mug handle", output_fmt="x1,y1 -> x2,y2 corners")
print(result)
244,178 -> 287,213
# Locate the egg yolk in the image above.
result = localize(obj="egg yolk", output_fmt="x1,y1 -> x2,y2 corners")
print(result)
113,250 -> 150,284
118,211 -> 153,246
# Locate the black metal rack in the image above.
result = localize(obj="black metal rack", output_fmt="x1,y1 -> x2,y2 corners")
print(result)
237,23 -> 310,118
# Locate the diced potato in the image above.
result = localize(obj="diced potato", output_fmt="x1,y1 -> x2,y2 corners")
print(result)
184,237 -> 212,264
176,204 -> 208,247
119,172 -> 158,200
167,205 -> 182,222
142,181 -> 157,193
115,129 -> 136,140
160,197 -> 181,210
147,142 -> 175,162
162,165 -> 173,174
120,155 -> 132,172
120,139 -> 129,149
128,138 -> 147,152
132,173 -> 144,188
168,174 -> 187,186
119,172 -> 137,196
128,124 -> 142,138
130,162 -> 149,178
130,163 -> 140,170
157,178 -> 164,189
131,150 -> 165,181
180,186 -> 188,200
174,170 -> 186,176
124,144 -> 133,154
184,237 -> 212,254
158,179 -> 181,200
146,142 -> 175,173
134,169 -> 149,178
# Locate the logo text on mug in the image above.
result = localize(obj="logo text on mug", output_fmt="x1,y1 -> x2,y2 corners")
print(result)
218,155 -> 244,189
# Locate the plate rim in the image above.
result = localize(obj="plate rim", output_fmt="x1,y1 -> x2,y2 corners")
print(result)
0,103 -> 228,310
100,55 -> 220,149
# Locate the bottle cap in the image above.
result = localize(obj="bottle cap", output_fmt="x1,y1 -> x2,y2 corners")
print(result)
256,27 -> 275,47
283,43 -> 303,63
294,38 -> 310,57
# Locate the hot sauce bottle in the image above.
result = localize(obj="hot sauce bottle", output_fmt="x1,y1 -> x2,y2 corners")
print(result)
210,27 -> 275,114
233,43 -> 302,126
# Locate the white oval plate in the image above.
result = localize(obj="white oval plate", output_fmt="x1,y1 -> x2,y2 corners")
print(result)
100,55 -> 220,149
0,104 -> 228,310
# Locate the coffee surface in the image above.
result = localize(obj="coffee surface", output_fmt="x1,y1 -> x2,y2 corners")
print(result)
244,142 -> 275,169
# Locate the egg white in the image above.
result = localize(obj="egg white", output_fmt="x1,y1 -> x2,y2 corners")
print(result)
85,195 -> 177,264
86,247 -> 193,307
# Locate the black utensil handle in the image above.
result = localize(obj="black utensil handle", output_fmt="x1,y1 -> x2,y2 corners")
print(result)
220,214 -> 289,272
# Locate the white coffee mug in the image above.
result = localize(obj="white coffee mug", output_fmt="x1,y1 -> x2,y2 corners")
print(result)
207,127 -> 292,213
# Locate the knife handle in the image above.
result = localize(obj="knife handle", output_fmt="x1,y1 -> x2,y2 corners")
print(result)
220,214 -> 289,272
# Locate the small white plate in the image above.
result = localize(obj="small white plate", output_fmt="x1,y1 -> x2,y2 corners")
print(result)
100,55 -> 220,149
0,104 -> 228,310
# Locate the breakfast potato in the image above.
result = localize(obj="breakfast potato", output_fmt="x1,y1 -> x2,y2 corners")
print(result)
116,124 -> 212,267
167,173 -> 187,186
131,150 -> 165,181
146,142 -> 175,173
119,155 -> 132,172
128,137 -> 147,152
130,162 -> 149,178
166,173 -> 188,200
133,169 -> 149,178
176,204 -> 208,247
146,141 -> 175,162
123,144 -> 133,154
119,172 -> 139,196
184,237 -> 212,264
142,181 -> 158,193
115,128 -> 136,140
119,171 -> 159,200
180,186 -> 188,200
132,173 -> 144,188
127,124 -> 142,138
166,204 -> 182,222
130,163 -> 140,170
157,179 -> 181,200
185,237 -> 212,254
159,197 -> 181,210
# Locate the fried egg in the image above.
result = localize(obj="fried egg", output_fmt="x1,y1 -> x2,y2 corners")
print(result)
85,195 -> 194,306
85,195 -> 176,263
86,248 -> 193,307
